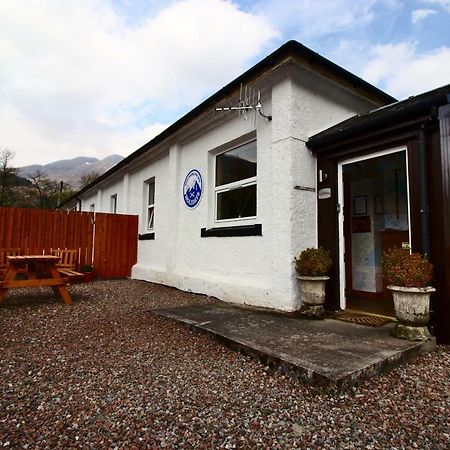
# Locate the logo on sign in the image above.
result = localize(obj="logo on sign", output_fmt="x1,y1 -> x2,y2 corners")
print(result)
183,169 -> 203,208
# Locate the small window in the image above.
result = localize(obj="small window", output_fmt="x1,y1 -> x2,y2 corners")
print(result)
147,180 -> 155,230
110,194 -> 117,214
90,203 -> 95,212
215,140 -> 257,221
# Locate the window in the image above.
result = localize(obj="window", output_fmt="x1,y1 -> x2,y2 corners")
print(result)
146,180 -> 155,230
215,140 -> 257,221
90,203 -> 95,212
110,194 -> 117,214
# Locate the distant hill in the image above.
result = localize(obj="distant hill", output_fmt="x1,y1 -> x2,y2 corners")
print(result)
18,155 -> 124,188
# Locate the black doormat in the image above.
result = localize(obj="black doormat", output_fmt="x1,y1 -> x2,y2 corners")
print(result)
332,311 -> 393,327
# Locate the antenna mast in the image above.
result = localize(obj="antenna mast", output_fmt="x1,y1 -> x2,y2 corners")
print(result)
214,84 -> 272,121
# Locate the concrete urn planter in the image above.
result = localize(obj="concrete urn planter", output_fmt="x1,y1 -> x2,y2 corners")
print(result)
297,276 -> 329,319
388,285 -> 435,341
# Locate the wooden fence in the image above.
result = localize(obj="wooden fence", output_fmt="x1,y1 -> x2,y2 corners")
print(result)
93,213 -> 139,278
0,207 -> 138,279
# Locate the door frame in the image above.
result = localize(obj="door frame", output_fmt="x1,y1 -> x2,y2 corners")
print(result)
337,146 -> 412,310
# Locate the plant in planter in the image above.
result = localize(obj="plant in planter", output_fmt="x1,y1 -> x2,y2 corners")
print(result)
382,248 -> 434,341
80,264 -> 94,283
294,247 -> 332,319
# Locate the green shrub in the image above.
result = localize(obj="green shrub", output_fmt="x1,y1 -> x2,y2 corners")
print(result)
294,247 -> 332,276
382,248 -> 433,288
81,264 -> 93,273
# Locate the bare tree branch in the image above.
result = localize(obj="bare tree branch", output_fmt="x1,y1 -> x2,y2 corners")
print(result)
0,149 -> 17,206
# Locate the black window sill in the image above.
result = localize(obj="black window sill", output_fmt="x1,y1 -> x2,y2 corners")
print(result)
139,232 -> 155,240
201,224 -> 262,238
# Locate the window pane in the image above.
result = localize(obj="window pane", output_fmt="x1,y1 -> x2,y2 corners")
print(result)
110,195 -> 117,213
147,206 -> 154,229
148,181 -> 155,205
216,140 -> 256,187
217,184 -> 256,220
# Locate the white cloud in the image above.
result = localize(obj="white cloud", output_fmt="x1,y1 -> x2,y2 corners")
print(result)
252,0 -> 399,39
411,8 -> 438,23
362,42 -> 450,99
421,0 -> 450,12
0,0 -> 278,167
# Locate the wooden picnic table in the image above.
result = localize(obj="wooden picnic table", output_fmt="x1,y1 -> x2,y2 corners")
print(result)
0,255 -> 73,305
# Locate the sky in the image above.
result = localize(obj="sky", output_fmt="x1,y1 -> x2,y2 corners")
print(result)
1,0 -> 450,168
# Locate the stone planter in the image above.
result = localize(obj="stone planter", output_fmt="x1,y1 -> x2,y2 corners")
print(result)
388,285 -> 435,341
297,276 -> 329,319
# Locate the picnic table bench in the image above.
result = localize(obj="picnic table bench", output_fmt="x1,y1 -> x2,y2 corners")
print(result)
0,255 -> 73,305
52,249 -> 84,281
0,248 -> 21,277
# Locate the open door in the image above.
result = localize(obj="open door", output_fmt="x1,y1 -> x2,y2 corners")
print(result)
338,148 -> 411,317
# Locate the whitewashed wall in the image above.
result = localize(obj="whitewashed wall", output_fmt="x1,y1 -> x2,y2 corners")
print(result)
74,62 -> 379,311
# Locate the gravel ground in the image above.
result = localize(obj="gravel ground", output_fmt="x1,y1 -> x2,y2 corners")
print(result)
0,279 -> 449,449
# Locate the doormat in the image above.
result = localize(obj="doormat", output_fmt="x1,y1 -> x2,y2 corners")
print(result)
332,312 -> 393,327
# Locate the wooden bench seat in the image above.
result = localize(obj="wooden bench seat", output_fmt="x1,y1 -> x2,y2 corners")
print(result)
57,268 -> 84,281
51,249 -> 84,283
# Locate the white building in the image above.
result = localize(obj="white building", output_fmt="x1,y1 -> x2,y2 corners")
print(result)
64,41 -> 394,311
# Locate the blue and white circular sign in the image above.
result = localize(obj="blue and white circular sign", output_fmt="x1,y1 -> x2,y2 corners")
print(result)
183,169 -> 203,209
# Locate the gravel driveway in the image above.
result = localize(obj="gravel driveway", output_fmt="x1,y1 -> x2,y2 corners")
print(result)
1,279 -> 449,449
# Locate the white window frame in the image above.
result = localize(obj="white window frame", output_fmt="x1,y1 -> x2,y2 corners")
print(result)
146,178 -> 155,231
337,146 -> 411,310
110,194 -> 117,214
214,139 -> 257,224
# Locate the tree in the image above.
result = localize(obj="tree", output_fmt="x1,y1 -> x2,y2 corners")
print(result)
0,152 -> 76,209
26,170 -> 74,209
0,149 -> 17,206
27,170 -> 55,207
79,171 -> 100,188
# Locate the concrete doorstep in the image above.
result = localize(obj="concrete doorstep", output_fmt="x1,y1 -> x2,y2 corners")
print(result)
156,303 -> 436,390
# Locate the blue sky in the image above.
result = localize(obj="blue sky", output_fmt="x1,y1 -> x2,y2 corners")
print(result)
1,0 -> 449,168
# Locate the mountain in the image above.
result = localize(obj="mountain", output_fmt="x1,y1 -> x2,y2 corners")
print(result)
18,155 -> 124,188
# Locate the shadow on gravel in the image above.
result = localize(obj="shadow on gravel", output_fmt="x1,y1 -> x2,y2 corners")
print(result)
0,288 -> 89,309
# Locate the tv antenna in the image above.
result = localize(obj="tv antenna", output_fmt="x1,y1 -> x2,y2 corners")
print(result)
214,84 -> 272,121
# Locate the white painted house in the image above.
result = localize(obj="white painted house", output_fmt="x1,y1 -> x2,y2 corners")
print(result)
64,41 -> 394,311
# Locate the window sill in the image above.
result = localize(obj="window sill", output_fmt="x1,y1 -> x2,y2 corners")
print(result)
139,232 -> 155,240
201,224 -> 262,238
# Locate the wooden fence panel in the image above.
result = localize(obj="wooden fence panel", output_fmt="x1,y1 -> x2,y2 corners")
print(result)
21,208 -> 31,251
93,212 -> 106,276
5,208 -> 15,251
0,207 -> 137,279
93,212 -> 139,278
81,212 -> 94,269
92,212 -> 138,278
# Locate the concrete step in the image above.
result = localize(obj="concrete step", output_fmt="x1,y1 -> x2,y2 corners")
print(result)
156,303 -> 436,390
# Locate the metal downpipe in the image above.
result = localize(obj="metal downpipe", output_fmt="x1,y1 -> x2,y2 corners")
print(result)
418,124 -> 431,258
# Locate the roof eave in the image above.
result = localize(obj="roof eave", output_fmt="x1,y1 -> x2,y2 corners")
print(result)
308,85 -> 450,152
61,40 -> 395,207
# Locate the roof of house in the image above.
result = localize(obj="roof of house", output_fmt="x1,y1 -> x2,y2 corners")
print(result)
307,83 -> 450,152
64,40 -> 396,204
